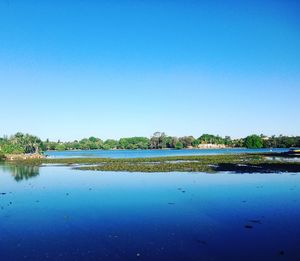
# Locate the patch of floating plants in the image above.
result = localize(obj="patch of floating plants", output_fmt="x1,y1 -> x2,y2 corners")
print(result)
4,152 -> 300,173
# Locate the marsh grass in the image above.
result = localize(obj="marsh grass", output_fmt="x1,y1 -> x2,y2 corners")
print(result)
6,153 -> 300,173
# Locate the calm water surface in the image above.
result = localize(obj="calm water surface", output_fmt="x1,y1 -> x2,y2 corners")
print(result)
45,148 -> 289,158
0,164 -> 299,261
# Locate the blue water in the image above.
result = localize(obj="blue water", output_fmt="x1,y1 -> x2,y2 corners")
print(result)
45,148 -> 289,158
0,164 -> 299,260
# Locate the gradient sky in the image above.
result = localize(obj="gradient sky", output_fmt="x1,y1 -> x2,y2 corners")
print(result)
0,0 -> 300,141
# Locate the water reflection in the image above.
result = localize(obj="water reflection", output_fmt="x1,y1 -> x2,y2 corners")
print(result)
0,163 -> 40,181
0,164 -> 300,260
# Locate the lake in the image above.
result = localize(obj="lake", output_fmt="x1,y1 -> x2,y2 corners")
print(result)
0,163 -> 299,260
45,148 -> 289,158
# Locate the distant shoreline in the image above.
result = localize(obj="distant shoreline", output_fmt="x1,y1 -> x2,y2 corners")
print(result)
2,132 -> 298,156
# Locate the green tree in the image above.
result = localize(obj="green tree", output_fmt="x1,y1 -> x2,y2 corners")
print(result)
88,136 -> 98,143
104,139 -> 118,149
55,143 -> 66,151
198,134 -> 225,145
165,136 -> 178,148
118,137 -> 149,150
192,139 -> 200,147
0,133 -> 43,154
150,132 -> 167,149
175,142 -> 184,150
179,136 -> 195,148
23,134 -> 43,154
244,135 -> 263,149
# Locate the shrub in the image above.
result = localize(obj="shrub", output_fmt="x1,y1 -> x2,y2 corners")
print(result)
175,142 -> 184,150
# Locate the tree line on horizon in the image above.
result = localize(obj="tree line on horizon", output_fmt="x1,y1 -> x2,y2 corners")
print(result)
0,132 -> 299,156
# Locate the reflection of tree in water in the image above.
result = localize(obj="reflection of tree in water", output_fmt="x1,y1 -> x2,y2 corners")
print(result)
2,164 -> 40,182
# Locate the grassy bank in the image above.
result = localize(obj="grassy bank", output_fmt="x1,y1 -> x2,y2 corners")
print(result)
5,152 -> 300,173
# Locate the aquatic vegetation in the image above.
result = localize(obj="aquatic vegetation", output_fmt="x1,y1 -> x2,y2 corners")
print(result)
7,153 -> 300,173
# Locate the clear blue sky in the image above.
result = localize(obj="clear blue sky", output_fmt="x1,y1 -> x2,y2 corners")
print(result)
0,0 -> 299,141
